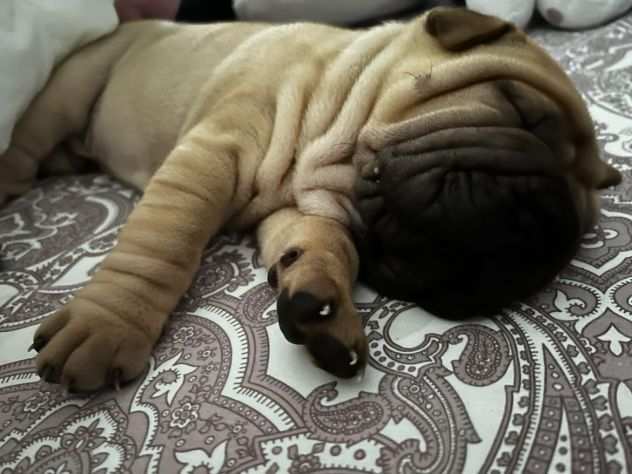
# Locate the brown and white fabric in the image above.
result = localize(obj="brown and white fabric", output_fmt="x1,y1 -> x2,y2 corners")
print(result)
1,13 -> 632,474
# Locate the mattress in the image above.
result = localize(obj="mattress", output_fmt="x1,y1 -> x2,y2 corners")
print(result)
1,13 -> 632,474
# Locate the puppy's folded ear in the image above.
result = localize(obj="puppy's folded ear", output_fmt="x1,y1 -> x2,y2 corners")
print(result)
425,7 -> 514,52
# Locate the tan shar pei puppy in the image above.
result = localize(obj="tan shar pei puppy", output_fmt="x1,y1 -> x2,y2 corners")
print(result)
0,7 -> 621,391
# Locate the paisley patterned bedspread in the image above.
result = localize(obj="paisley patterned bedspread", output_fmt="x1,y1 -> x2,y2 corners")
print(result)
2,14 -> 632,474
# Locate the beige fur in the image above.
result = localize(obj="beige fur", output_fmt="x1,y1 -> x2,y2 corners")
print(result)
0,8 -> 620,390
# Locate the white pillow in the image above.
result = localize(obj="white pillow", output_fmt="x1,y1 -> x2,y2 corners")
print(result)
466,0 -> 535,29
234,0 -> 421,25
537,0 -> 632,29
0,0 -> 118,153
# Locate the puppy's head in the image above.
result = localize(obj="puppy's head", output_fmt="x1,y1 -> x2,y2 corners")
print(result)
351,7 -> 622,317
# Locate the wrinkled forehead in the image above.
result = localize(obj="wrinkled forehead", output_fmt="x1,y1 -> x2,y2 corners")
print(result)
412,7 -> 571,78
353,7 -> 616,190
372,8 -> 587,130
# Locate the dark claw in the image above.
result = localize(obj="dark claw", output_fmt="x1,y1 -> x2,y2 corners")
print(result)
64,384 -> 90,399
276,289 -> 306,344
38,365 -> 58,383
30,336 -> 47,353
276,290 -> 337,345
110,368 -> 123,392
65,379 -> 77,395
306,333 -> 363,379
267,265 -> 279,289
278,290 -> 330,325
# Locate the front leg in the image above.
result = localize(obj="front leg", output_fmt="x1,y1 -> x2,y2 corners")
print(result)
32,126 -> 236,392
258,208 -> 367,378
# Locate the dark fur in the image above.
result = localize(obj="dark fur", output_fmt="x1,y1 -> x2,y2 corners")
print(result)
353,132 -> 584,318
354,167 -> 580,318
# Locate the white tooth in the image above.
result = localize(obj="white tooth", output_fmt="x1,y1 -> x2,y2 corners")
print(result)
373,166 -> 380,175
319,304 -> 331,316
349,350 -> 359,366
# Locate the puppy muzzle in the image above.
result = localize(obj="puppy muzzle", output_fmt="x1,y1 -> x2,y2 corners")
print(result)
352,126 -> 584,318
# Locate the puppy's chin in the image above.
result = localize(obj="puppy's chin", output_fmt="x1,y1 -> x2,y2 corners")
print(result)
352,133 -> 586,318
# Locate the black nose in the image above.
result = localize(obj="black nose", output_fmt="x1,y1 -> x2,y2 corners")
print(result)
306,334 -> 363,379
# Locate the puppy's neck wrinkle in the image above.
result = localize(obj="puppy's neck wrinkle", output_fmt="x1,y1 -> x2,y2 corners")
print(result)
292,22 -> 406,225
230,22 -> 404,229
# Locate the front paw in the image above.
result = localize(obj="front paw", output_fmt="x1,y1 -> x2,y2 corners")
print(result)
32,298 -> 156,392
269,247 -> 368,379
